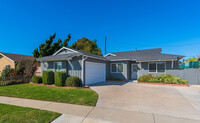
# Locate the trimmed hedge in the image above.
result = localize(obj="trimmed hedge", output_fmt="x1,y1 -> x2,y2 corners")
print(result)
66,76 -> 81,87
42,71 -> 54,85
137,74 -> 189,84
31,76 -> 42,83
54,72 -> 66,86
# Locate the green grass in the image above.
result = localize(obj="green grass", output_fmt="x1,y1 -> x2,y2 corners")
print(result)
0,103 -> 61,123
0,83 -> 98,106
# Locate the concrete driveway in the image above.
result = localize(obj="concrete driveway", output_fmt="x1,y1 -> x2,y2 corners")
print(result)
89,82 -> 200,122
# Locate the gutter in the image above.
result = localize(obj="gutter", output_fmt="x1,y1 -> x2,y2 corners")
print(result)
82,55 -> 87,86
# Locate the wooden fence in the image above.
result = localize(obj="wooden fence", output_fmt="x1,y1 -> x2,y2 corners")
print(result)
0,76 -> 30,86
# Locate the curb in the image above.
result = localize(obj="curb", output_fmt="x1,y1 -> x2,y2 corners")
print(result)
138,82 -> 188,87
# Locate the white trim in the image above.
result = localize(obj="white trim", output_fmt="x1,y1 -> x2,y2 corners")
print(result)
104,53 -> 116,57
110,59 -> 131,61
148,62 -> 166,73
67,59 -> 74,70
137,59 -> 177,62
171,60 -> 174,69
110,63 -> 124,73
53,47 -> 78,56
82,56 -> 87,85
0,53 -> 15,62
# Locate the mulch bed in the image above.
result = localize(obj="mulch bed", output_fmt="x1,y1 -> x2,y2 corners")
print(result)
137,82 -> 188,87
29,82 -> 89,88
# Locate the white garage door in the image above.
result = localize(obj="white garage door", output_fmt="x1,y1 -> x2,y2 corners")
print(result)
85,62 -> 106,85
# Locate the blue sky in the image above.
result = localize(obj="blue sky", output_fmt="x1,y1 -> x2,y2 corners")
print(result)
0,0 -> 200,59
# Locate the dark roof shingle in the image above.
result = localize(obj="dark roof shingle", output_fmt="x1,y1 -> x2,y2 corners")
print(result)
105,48 -> 184,61
0,52 -> 35,62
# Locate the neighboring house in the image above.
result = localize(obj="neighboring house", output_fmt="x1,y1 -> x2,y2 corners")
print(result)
37,47 -> 184,85
0,52 -> 35,74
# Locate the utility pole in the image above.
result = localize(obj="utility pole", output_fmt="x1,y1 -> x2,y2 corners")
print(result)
105,36 -> 107,55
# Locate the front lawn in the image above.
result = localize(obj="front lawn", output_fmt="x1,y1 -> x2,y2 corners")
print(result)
0,103 -> 60,123
0,83 -> 98,106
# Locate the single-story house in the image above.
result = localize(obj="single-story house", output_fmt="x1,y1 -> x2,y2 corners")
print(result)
37,47 -> 184,85
0,52 -> 35,74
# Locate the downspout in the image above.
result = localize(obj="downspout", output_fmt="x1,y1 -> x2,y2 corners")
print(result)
82,55 -> 87,86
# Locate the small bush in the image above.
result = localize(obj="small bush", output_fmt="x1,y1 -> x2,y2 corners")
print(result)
66,76 -> 81,87
54,72 -> 66,86
1,67 -> 13,79
42,71 -> 54,85
31,76 -> 42,83
137,74 -> 188,84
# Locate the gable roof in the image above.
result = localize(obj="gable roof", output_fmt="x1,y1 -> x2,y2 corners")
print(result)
37,47 -> 107,61
105,48 -> 184,61
0,52 -> 35,62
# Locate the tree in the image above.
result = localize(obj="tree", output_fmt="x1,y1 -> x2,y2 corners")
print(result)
70,37 -> 102,56
33,34 -> 102,58
33,33 -> 71,58
16,60 -> 38,77
186,58 -> 197,63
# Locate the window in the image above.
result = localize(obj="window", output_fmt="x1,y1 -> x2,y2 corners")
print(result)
157,62 -> 165,72
55,62 -> 62,72
5,65 -> 10,68
148,62 -> 165,73
111,63 -> 123,73
149,63 -> 156,72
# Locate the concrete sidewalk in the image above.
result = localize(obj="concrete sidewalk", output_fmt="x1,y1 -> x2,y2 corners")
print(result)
0,96 -> 200,123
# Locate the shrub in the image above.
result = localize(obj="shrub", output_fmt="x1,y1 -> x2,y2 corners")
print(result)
1,66 -> 13,79
137,74 -> 188,84
42,71 -> 54,85
54,72 -> 66,86
137,74 -> 153,82
31,76 -> 42,83
66,76 -> 81,87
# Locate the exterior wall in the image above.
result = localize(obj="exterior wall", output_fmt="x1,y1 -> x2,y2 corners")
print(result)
67,56 -> 82,79
107,61 -> 179,81
0,55 -> 15,74
106,61 -> 129,81
40,56 -> 82,80
138,61 -> 179,77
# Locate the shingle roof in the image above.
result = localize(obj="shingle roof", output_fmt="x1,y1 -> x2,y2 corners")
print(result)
36,47 -> 107,61
105,48 -> 184,61
36,53 -> 82,61
0,52 -> 35,62
36,47 -> 184,62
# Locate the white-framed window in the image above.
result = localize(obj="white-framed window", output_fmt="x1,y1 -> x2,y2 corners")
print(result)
148,62 -> 165,73
111,63 -> 124,73
55,62 -> 62,72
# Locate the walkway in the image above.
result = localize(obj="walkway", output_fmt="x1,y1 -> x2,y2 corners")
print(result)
0,95 -> 200,123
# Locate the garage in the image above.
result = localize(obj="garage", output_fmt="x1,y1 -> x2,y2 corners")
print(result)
85,62 -> 106,85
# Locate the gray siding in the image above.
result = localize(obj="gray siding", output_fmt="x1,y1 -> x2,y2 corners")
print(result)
107,61 -> 129,81
40,57 -> 82,80
67,56 -> 82,79
138,61 -> 179,77
107,61 -> 180,81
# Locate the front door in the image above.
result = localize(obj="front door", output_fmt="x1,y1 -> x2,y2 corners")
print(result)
131,64 -> 138,80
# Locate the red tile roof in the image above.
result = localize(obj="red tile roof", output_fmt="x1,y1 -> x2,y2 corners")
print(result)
0,52 -> 35,62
